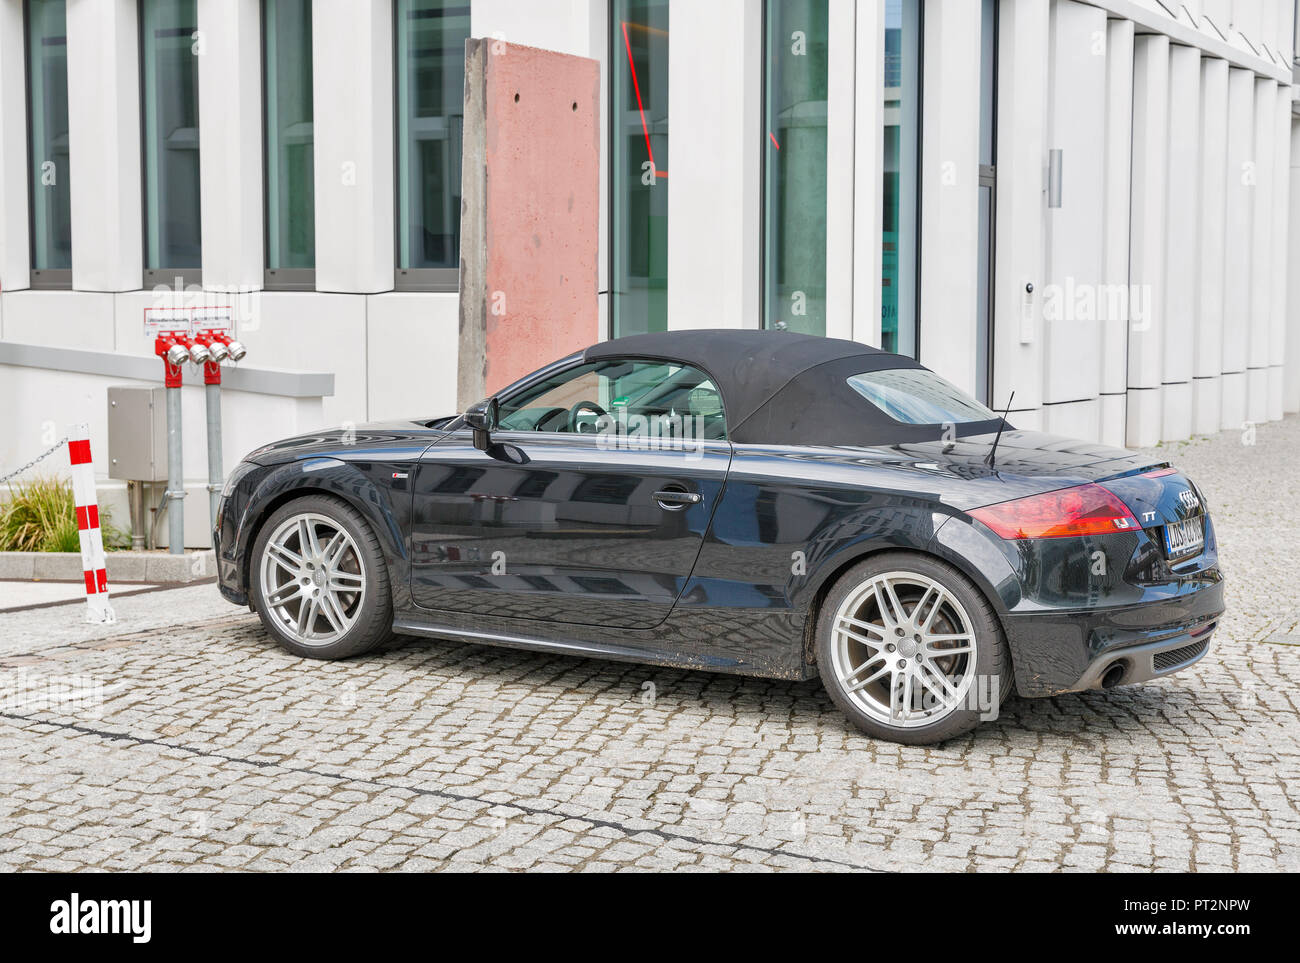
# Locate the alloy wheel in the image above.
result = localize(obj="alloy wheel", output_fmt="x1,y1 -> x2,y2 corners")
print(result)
258,512 -> 367,646
829,570 -> 978,728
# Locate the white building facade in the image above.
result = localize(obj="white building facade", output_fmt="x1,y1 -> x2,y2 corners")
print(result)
1,0 -> 1298,547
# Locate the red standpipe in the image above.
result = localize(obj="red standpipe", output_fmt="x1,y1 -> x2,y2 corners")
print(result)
153,333 -> 190,388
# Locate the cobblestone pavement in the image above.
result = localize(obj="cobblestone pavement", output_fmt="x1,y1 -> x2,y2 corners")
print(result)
2,418 -> 1298,872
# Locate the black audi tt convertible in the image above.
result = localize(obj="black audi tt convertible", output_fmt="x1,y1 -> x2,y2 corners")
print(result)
214,330 -> 1223,744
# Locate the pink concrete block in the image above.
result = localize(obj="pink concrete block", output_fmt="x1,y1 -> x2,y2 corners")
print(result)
458,39 -> 600,409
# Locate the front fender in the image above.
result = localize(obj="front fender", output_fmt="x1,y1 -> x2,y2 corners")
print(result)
230,457 -> 411,606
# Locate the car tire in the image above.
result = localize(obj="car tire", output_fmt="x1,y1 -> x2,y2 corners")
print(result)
250,494 -> 393,660
814,552 -> 1011,745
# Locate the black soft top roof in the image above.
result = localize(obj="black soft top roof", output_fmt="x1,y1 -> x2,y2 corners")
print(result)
583,329 -> 1000,446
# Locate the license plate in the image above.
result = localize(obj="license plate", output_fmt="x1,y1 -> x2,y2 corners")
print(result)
1163,515 -> 1204,559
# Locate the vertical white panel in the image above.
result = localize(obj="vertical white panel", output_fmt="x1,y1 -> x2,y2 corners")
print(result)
1287,120 -> 1300,413
312,0 -> 394,293
1232,0 -> 1262,46
919,0 -> 982,394
67,0 -> 143,292
0,0 -> 29,292
1100,19 -> 1133,401
1246,78 -> 1276,424
825,0 -> 856,341
1043,1 -> 1106,409
851,0 -> 884,347
991,0 -> 1049,413
197,0 -> 262,291
1160,43 -> 1200,442
1193,56 -> 1228,435
1269,89 -> 1290,420
1220,68 -> 1253,429
666,0 -> 761,330
1126,34 -> 1169,447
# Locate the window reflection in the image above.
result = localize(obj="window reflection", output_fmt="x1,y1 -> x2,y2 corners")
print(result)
141,0 -> 201,273
264,0 -> 314,273
27,0 -> 71,276
882,0 -> 920,356
763,0 -> 829,336
612,0 -> 670,337
396,0 -> 470,274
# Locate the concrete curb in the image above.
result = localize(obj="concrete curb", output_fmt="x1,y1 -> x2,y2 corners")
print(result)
0,549 -> 217,584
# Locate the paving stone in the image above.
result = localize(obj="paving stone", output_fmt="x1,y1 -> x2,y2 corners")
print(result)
0,418 -> 1297,870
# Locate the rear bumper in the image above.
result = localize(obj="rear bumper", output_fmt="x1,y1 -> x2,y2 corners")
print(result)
1003,578 -> 1224,697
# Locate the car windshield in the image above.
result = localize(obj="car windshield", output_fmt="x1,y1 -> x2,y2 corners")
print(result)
846,368 -> 996,425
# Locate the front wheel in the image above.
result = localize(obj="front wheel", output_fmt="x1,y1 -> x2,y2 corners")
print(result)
814,553 -> 1010,745
250,494 -> 393,660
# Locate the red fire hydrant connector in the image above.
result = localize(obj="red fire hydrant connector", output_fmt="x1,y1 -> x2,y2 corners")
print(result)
154,334 -> 190,388
194,334 -> 225,385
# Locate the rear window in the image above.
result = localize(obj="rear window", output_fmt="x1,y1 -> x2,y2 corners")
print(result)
846,368 -> 996,425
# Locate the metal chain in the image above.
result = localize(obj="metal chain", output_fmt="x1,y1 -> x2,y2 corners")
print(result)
0,436 -> 69,487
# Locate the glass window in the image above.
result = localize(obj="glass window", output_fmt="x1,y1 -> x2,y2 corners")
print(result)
847,368 -> 996,425
264,0 -> 314,284
611,0 -> 669,337
26,0 -> 71,283
498,359 -> 727,439
763,0 -> 828,336
882,0 -> 920,356
395,0 -> 469,288
141,0 -> 201,277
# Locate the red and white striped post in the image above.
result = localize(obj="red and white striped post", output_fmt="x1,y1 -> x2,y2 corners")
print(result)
68,423 -> 115,624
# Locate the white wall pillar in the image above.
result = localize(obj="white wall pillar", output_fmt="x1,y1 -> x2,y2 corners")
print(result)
313,0 -> 394,294
197,0 -> 262,292
666,0 -> 761,330
1268,89 -> 1290,421
824,0 -> 856,342
1221,67 -> 1254,430
1193,56 -> 1228,437
0,0 -> 29,293
1123,33 -> 1175,447
1126,34 -> 1169,448
1159,42 -> 1201,442
1098,18 -> 1133,447
1247,78 -> 1276,425
67,0 -> 142,292
1286,119 -> 1300,413
851,0 -> 884,347
918,0 -> 982,395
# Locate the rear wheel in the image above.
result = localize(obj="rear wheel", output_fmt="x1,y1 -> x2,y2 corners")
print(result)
815,553 -> 1010,745
251,495 -> 392,660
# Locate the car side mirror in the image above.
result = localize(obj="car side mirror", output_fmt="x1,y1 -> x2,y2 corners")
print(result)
464,397 -> 499,452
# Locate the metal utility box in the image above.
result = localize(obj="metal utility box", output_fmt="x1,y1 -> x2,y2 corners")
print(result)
107,385 -> 169,482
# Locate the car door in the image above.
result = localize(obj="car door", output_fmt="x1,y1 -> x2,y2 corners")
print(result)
408,358 -> 732,629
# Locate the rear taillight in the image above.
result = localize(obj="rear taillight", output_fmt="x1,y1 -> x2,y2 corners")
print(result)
969,483 -> 1140,539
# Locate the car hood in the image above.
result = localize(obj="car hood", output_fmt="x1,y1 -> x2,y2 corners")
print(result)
243,418 -> 453,466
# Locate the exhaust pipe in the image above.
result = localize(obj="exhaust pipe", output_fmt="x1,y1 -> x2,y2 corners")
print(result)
1101,662 -> 1126,689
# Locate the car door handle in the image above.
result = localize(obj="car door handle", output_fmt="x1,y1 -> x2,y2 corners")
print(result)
653,489 -> 702,510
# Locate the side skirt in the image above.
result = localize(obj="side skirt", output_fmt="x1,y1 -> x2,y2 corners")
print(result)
390,617 -> 809,681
